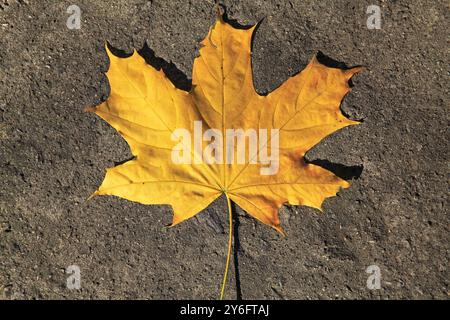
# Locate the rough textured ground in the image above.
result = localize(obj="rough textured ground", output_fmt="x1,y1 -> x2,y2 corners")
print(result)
0,0 -> 448,299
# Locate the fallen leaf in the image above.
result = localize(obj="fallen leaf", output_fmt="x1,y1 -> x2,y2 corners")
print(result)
87,13 -> 362,298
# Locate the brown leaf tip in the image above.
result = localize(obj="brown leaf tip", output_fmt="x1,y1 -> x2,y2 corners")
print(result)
84,106 -> 97,113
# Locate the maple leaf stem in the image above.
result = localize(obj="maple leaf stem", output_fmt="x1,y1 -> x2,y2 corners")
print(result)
220,193 -> 233,300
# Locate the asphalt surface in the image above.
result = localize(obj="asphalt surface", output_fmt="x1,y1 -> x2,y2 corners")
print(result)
0,0 -> 448,299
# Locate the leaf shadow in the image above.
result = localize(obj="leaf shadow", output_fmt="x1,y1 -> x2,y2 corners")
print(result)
230,200 -> 243,300
219,4 -> 258,30
113,156 -> 135,167
106,42 -> 192,92
306,158 -> 363,180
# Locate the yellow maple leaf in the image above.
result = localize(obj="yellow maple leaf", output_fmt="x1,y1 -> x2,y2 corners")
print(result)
87,14 -> 362,298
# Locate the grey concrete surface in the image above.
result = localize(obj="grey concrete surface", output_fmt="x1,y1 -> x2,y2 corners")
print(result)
0,0 -> 448,299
